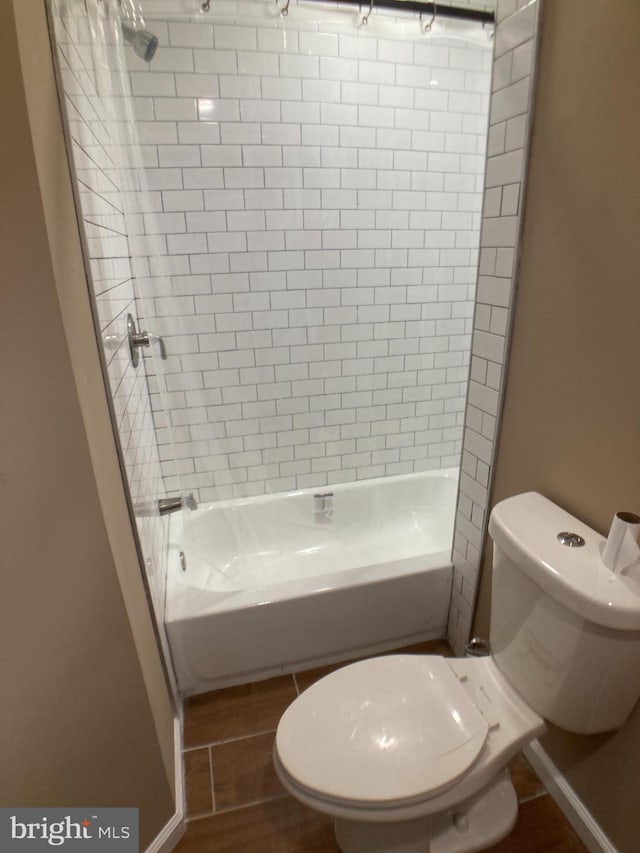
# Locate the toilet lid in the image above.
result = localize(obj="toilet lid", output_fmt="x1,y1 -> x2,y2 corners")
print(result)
276,656 -> 489,805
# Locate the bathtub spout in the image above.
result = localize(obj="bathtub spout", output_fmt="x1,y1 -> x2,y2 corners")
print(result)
158,493 -> 197,516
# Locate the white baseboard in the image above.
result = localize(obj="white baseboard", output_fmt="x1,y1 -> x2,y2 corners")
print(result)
146,715 -> 186,853
523,740 -> 617,853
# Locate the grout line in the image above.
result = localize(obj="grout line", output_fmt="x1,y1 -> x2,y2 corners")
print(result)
216,792 -> 291,816
184,727 -> 278,751
208,744 -> 217,815
519,790 -> 549,805
185,812 -> 213,824
190,792 -> 290,822
182,748 -> 216,823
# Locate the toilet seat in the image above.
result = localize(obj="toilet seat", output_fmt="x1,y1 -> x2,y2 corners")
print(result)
276,655 -> 489,806
275,655 -> 545,823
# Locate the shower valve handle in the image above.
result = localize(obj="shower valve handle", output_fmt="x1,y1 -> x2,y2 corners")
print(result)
137,332 -> 167,360
127,313 -> 167,366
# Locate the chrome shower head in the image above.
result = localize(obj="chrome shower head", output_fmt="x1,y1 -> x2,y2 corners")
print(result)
122,21 -> 158,63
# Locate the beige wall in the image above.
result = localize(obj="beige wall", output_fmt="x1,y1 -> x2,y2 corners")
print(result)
0,3 -> 177,847
474,2 -> 640,850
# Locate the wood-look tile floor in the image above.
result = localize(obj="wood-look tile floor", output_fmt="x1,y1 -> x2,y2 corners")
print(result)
176,640 -> 587,852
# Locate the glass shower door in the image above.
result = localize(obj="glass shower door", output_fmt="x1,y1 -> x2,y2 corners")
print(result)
48,0 -> 194,636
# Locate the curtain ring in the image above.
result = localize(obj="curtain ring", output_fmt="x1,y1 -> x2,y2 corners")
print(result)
422,2 -> 436,32
280,0 -> 290,16
201,0 -> 211,11
361,0 -> 374,26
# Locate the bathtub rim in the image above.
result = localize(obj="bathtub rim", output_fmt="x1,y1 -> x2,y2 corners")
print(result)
166,546 -> 453,624
166,466 -> 459,624
179,464 -> 460,515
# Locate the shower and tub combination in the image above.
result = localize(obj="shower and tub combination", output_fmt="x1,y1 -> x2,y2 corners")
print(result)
49,0 -> 494,693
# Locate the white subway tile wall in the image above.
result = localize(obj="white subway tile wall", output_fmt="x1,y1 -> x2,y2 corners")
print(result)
448,0 -> 541,654
126,7 -> 493,501
52,3 -> 170,629
53,0 -> 537,661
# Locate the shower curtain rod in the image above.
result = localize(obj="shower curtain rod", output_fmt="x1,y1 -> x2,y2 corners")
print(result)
295,0 -> 494,25
107,0 -> 494,26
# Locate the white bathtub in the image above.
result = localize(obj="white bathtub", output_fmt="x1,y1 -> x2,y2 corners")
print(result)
166,468 -> 458,694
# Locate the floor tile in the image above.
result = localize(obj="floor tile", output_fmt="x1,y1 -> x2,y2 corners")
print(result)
389,639 -> 453,657
179,639 -> 587,853
486,793 -> 588,852
294,637 -> 453,693
293,661 -> 348,694
508,753 -> 545,802
183,675 -> 298,748
211,731 -> 286,812
174,796 -> 338,853
183,748 -> 213,819
177,789 -> 587,853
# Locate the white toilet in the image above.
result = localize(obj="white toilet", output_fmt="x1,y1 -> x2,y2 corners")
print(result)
274,492 -> 640,852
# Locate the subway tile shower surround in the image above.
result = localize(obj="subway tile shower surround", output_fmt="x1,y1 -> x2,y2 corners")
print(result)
124,1 -> 493,501
51,2 -> 171,633
448,0 -> 540,654
51,0 -> 538,666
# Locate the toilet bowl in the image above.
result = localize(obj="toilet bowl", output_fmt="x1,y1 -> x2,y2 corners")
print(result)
274,493 -> 640,852
274,654 -> 544,852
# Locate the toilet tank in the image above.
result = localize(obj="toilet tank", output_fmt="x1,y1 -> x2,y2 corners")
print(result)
488,492 -> 640,734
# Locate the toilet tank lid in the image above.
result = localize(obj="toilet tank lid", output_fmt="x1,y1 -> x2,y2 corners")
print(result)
488,492 -> 640,632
